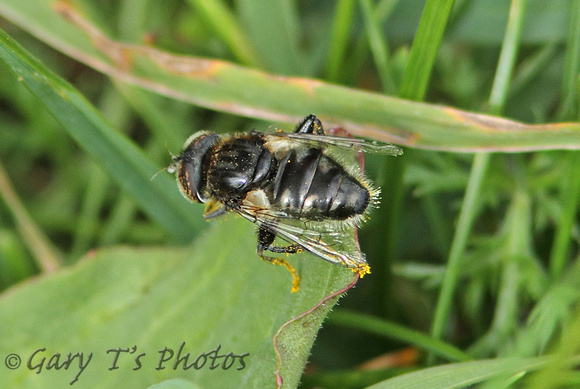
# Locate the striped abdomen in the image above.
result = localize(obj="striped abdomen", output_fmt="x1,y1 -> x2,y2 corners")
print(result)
269,148 -> 369,221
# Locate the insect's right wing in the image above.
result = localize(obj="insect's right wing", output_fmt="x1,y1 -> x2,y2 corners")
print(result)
264,132 -> 403,155
234,200 -> 368,271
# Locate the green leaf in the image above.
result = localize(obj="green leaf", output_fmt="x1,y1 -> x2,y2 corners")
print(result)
1,0 -> 579,152
0,216 -> 357,388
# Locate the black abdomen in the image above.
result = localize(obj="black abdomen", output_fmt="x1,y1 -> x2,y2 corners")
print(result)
270,148 -> 369,220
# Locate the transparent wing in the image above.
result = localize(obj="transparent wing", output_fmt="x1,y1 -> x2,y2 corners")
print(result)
264,132 -> 403,155
234,200 -> 367,270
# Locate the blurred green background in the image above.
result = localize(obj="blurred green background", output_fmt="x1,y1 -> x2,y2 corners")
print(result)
1,0 -> 580,388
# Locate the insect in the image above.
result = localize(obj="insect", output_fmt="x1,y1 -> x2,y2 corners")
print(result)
168,114 -> 403,292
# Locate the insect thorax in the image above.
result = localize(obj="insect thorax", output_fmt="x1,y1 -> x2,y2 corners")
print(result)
206,134 -> 277,202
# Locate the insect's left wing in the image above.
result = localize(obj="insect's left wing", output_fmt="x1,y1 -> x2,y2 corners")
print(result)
234,200 -> 369,275
264,132 -> 403,155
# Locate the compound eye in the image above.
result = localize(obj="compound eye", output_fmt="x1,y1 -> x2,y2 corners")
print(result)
177,161 -> 204,203
174,131 -> 220,203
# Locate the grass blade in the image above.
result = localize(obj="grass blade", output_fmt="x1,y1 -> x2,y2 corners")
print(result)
329,309 -> 471,362
398,0 -> 455,100
368,357 -> 550,389
0,1 -> 579,152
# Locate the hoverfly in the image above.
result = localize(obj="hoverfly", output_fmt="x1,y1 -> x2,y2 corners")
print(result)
168,114 -> 403,292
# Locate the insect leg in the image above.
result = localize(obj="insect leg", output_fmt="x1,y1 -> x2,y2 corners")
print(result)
258,228 -> 301,254
202,199 -> 228,220
257,228 -> 301,292
295,114 -> 325,135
